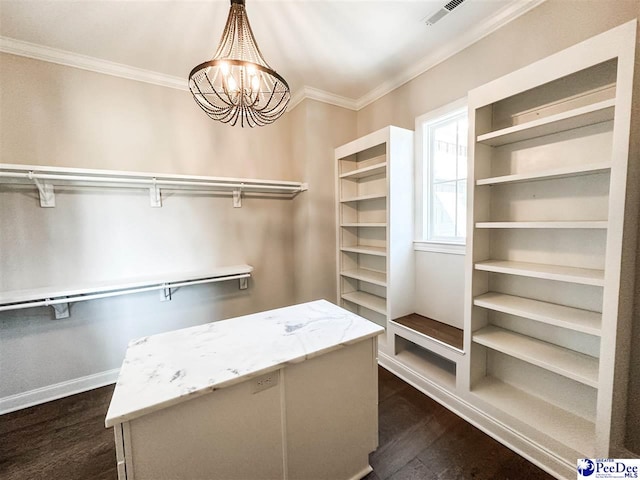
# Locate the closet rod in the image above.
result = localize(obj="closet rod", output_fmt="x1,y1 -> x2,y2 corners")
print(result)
0,171 -> 304,193
0,273 -> 251,313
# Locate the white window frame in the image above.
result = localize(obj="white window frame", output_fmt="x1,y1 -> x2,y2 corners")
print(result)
414,97 -> 468,255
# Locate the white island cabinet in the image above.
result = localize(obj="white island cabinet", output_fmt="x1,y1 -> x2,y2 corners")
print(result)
105,300 -> 383,480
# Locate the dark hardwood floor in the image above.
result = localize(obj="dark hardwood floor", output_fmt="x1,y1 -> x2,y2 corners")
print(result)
0,367 -> 553,480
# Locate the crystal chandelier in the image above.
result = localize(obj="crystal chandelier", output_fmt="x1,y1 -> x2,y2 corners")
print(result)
188,0 -> 290,127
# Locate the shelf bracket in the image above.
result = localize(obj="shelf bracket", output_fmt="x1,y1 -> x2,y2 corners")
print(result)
149,179 -> 162,208
159,283 -> 171,302
233,189 -> 242,208
29,172 -> 55,207
239,277 -> 248,290
51,302 -> 69,319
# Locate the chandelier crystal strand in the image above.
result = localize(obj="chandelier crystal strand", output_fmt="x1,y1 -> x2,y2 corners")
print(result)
188,0 -> 290,127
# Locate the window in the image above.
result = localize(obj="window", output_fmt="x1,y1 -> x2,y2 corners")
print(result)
415,98 -> 468,251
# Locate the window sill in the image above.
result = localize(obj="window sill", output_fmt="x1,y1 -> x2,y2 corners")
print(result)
414,241 -> 466,255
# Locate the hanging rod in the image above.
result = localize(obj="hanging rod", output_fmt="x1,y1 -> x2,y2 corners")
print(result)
0,164 -> 308,208
0,265 -> 253,318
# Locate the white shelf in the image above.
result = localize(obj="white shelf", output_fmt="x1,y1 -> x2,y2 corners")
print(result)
476,99 -> 615,146
340,268 -> 387,287
394,342 -> 457,390
341,291 -> 387,316
0,265 -> 254,313
472,376 -> 595,456
340,245 -> 387,257
0,164 -> 307,207
339,163 -> 387,179
475,221 -> 607,229
340,193 -> 387,203
473,325 -> 599,387
341,223 -> 386,228
475,260 -> 605,286
476,163 -> 611,186
474,292 -> 601,336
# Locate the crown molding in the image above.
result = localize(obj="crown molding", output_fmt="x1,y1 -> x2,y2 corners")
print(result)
355,0 -> 547,110
288,86 -> 358,112
0,0 -> 545,112
0,36 -> 188,91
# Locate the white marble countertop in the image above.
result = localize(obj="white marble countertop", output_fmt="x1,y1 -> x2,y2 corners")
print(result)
105,300 -> 383,427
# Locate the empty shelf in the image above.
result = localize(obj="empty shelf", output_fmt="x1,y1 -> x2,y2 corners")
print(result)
475,221 -> 607,229
339,162 -> 387,179
473,292 -> 601,336
476,163 -> 611,186
472,376 -> 595,456
0,265 -> 254,313
475,260 -> 604,286
395,337 -> 457,390
341,223 -> 387,228
340,193 -> 387,203
477,99 -> 615,146
341,245 -> 387,257
341,291 -> 387,315
473,325 -> 599,387
340,268 -> 387,287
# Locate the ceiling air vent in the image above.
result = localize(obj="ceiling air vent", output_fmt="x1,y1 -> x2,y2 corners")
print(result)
423,0 -> 467,26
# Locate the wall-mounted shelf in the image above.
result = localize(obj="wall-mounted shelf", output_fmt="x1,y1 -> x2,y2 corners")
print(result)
0,164 -> 307,208
0,265 -> 253,319
476,98 -> 615,147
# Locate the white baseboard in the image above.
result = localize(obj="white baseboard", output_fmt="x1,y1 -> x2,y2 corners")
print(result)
0,368 -> 119,415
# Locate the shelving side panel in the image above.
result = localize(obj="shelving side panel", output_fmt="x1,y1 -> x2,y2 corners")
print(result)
387,127 -> 415,322
594,21 -> 638,453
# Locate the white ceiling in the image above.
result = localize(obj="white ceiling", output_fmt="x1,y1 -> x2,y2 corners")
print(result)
0,0 -> 542,107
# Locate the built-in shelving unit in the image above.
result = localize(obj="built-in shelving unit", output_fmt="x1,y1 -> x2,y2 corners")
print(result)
335,126 -> 414,343
463,21 -> 637,475
0,265 -> 253,319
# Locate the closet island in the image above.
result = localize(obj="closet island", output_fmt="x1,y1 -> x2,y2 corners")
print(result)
105,300 -> 383,480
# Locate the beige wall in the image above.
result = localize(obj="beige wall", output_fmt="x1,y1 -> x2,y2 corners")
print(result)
292,99 -> 357,304
356,0 -> 640,453
0,53 -> 297,400
357,0 -> 640,136
0,54 -> 294,180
